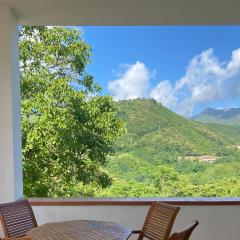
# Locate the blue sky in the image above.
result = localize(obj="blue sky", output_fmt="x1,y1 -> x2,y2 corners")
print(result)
81,26 -> 240,117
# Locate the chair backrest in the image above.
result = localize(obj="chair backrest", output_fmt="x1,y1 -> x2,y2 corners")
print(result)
0,199 -> 38,237
138,202 -> 180,240
169,221 -> 199,240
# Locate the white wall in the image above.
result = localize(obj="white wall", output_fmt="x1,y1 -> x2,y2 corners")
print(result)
24,205 -> 240,240
0,4 -> 23,203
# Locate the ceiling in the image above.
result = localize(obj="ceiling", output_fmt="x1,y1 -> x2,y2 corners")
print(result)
1,0 -> 240,26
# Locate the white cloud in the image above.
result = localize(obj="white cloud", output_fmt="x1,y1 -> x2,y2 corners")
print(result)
150,48 -> 240,117
150,81 -> 177,108
108,61 -> 151,100
179,49 -> 240,116
108,49 -> 240,117
173,48 -> 227,116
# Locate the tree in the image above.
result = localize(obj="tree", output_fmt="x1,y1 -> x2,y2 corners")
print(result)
154,165 -> 179,195
20,26 -> 124,197
98,180 -> 158,197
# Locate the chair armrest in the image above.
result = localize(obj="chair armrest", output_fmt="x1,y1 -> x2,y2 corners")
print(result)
131,230 -> 141,234
3,237 -> 32,240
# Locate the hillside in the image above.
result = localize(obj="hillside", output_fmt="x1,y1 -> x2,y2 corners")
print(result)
100,98 -> 240,197
206,123 -> 240,144
114,99 -> 230,157
193,107 -> 240,125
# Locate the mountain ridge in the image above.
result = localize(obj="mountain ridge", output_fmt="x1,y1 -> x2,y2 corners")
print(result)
193,107 -> 240,125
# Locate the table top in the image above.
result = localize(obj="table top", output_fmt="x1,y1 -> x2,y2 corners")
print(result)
27,220 -> 133,240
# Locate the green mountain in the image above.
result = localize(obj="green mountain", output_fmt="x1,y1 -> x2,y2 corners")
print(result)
100,99 -> 240,197
114,99 -> 231,157
193,107 -> 240,125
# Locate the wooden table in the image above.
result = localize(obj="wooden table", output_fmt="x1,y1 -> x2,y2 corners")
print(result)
27,220 -> 133,240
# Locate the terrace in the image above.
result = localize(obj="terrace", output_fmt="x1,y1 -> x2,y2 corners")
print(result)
0,1 -> 240,240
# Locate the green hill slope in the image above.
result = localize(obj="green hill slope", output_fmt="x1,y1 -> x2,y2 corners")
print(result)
206,123 -> 240,144
99,99 -> 240,197
114,99 -> 229,157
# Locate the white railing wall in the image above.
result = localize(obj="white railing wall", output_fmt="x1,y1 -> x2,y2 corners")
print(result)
29,204 -> 240,240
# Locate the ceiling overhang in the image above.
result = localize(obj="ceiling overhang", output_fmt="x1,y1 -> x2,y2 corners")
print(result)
1,0 -> 240,26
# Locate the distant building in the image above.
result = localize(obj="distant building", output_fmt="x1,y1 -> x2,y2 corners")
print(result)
199,155 -> 217,163
179,154 -> 218,163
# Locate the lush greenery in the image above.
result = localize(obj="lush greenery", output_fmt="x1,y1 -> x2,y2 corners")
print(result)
207,123 -> 240,144
99,99 -> 240,197
20,26 -> 124,197
21,27 -> 240,198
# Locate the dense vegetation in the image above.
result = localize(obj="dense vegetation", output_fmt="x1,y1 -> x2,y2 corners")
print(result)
207,123 -> 240,144
20,26 -> 124,197
21,26 -> 240,198
98,99 -> 240,197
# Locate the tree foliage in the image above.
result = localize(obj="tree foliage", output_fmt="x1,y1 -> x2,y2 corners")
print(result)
102,99 -> 240,197
20,26 -> 124,197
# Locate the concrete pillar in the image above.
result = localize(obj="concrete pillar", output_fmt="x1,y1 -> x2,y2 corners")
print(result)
0,4 -> 23,203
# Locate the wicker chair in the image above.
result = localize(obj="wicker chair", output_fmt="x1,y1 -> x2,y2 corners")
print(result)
0,199 -> 38,238
169,221 -> 199,240
132,202 -> 180,240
